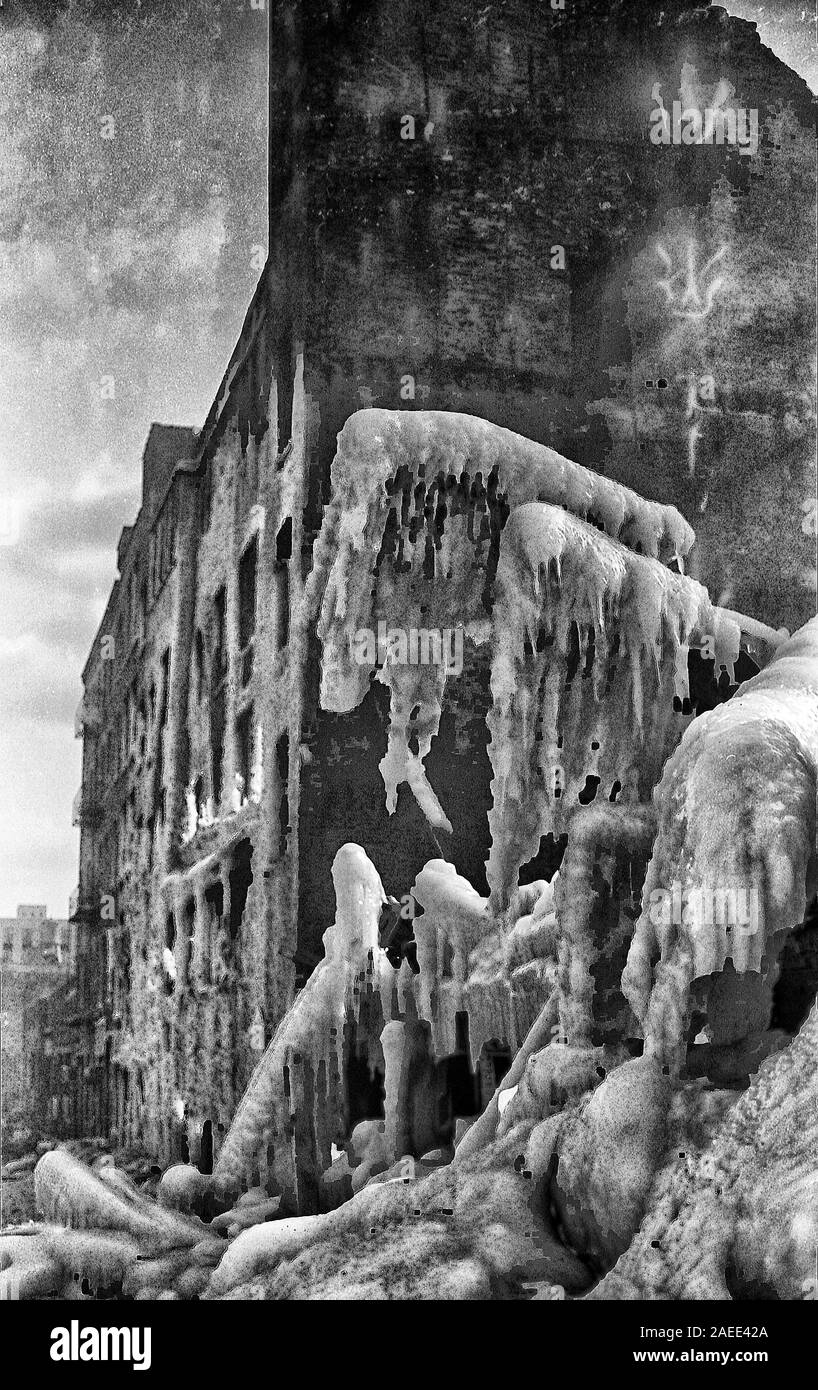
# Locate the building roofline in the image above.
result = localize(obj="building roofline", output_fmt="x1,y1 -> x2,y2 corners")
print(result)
191,263 -> 270,472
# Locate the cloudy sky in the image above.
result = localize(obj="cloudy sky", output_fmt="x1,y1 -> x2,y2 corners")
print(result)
725,1 -> 818,94
0,0 -> 814,920
0,0 -> 267,917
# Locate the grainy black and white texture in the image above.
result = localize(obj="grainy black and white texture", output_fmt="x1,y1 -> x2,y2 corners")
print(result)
1,0 -> 816,1306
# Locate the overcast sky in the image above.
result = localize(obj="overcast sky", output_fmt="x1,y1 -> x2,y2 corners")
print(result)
725,1 -> 818,95
0,0 -> 267,917
0,0 -> 814,920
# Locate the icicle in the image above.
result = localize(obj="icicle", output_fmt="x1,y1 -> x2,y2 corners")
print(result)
309,412 -> 694,601
485,502 -> 729,907
410,859 -> 491,1056
380,1021 -> 406,1160
309,411 -> 694,835
377,660 -> 452,831
212,845 -> 396,1196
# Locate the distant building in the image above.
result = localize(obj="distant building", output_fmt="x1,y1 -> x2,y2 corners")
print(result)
68,423 -> 198,1144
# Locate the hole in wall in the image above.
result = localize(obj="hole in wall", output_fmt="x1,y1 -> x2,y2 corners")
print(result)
228,839 -> 253,940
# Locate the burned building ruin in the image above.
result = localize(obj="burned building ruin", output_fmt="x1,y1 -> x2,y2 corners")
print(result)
27,0 -> 817,1250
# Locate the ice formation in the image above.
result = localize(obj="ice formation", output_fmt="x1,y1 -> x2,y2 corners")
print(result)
450,989 -> 561,1167
203,420 -> 806,1207
486,502 -> 739,906
411,860 -> 492,1055
0,1150 -> 221,1301
309,411 -> 696,830
623,616 -> 818,1070
408,861 -> 560,1068
9,999 -> 813,1301
35,1149 -> 205,1251
589,1001 -> 818,1300
210,844 -> 554,1201
209,849 -> 562,1202
14,406 -> 814,1301
197,999 -> 818,1300
553,803 -> 656,1047
211,843 -> 398,1199
0,1231 -> 64,1301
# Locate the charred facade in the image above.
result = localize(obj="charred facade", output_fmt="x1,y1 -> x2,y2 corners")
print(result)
29,0 -> 816,1212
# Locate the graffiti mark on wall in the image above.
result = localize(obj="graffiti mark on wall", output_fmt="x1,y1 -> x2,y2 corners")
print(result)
656,241 -> 727,321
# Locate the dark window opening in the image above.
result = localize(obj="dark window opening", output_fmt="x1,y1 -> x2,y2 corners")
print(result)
212,587 -> 227,678
440,1054 -> 479,1124
236,705 -> 254,801
564,621 -> 581,687
199,1120 -> 213,1175
346,1052 -> 385,1130
200,459 -> 212,535
238,537 -> 258,685
276,347 -> 294,461
275,520 -> 292,652
210,588 -> 228,805
582,625 -> 596,679
210,694 -> 226,806
228,839 -> 253,939
770,892 -> 818,1033
205,880 -> 224,921
276,518 -> 292,563
153,648 -> 171,819
276,734 -> 289,857
440,936 -> 455,978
